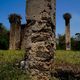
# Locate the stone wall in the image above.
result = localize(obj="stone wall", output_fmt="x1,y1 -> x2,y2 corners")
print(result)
23,0 -> 56,80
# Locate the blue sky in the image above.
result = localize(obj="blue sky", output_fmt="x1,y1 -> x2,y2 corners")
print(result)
0,0 -> 80,36
57,0 -> 80,36
0,0 -> 26,28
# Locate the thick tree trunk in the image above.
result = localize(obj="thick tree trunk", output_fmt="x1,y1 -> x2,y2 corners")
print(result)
24,0 -> 56,79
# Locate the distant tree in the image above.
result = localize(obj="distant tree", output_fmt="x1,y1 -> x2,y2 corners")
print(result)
71,37 -> 75,50
75,33 -> 80,41
0,23 -> 9,50
71,33 -> 80,51
57,34 -> 66,50
57,33 -> 80,51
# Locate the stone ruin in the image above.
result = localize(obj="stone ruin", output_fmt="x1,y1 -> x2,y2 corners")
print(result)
8,14 -> 27,50
9,0 -> 56,50
63,13 -> 72,50
8,14 -> 22,50
9,0 -> 56,80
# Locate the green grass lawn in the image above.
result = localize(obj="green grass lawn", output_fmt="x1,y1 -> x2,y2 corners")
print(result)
0,50 -> 24,63
0,50 -> 80,80
55,50 -> 80,64
0,50 -> 30,80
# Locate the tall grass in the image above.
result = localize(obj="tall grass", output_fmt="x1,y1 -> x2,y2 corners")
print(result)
0,50 -> 24,63
0,50 -> 30,80
0,50 -> 80,80
55,50 -> 80,64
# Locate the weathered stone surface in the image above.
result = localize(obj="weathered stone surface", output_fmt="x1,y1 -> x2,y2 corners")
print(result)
21,26 -> 32,50
31,33 -> 52,43
31,22 -> 49,32
26,0 -> 51,21
22,22 -> 55,80
9,14 -> 22,50
23,0 -> 56,79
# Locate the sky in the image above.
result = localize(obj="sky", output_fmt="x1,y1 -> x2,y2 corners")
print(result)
57,0 -> 80,36
0,0 -> 26,28
0,0 -> 80,36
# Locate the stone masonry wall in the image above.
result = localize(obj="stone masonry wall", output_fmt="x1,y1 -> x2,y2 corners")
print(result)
22,0 -> 56,80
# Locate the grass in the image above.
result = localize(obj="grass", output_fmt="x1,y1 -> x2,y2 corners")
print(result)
0,50 -> 24,63
53,50 -> 80,80
0,50 -> 80,80
0,50 -> 30,80
55,50 -> 80,64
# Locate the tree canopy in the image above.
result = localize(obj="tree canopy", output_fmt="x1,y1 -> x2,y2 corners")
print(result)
0,23 -> 9,50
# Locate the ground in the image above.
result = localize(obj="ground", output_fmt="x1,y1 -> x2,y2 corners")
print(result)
54,50 -> 80,73
0,50 -> 30,80
0,50 -> 80,80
